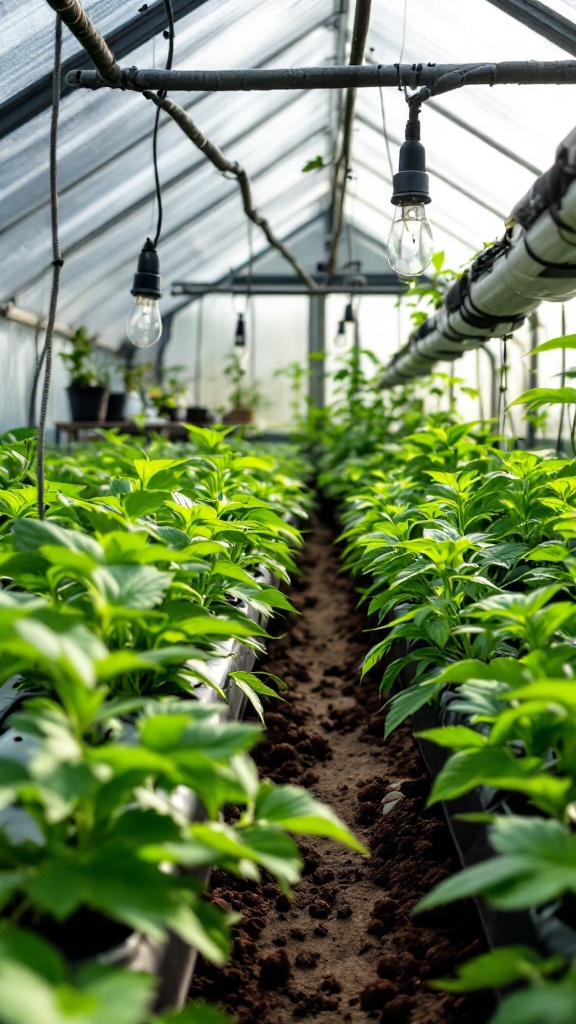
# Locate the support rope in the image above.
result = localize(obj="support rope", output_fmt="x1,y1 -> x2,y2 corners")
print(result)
36,14 -> 63,520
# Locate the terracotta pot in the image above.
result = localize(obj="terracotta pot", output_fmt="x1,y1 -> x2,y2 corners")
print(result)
222,407 -> 254,426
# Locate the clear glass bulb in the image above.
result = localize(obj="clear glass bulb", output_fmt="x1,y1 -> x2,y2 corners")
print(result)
386,203 -> 434,278
127,295 -> 162,348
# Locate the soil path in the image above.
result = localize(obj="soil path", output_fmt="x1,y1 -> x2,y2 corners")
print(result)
190,519 -> 493,1023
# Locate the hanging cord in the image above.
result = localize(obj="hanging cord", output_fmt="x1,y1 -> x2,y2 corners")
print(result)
36,14 -> 64,520
245,220 -> 257,388
378,84 -> 395,182
152,0 -> 175,247
28,330 -> 47,429
557,303 -> 567,454
398,0 -> 408,71
475,347 -> 485,422
194,297 -> 204,407
498,334 -> 510,448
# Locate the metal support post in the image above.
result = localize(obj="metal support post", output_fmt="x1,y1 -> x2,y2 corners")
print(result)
308,294 -> 326,409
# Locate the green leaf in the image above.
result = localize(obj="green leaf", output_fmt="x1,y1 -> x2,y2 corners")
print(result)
531,333 -> 576,354
417,725 -> 486,751
13,520 -> 103,561
157,1001 -> 233,1024
384,681 -> 444,738
508,387 -> 576,409
90,565 -> 172,610
255,782 -> 368,854
490,974 -> 576,1024
301,155 -> 325,173
430,946 -> 564,992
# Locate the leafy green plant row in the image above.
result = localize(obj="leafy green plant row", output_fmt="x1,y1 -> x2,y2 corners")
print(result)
0,424 -> 365,1024
314,354 -> 576,1023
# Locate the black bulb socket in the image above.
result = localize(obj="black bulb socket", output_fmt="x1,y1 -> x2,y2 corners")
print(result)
391,117 -> 431,206
344,301 -> 355,324
131,238 -> 162,299
234,312 -> 246,348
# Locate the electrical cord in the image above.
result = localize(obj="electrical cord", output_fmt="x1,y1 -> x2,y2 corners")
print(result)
152,0 -> 175,247
557,303 -> 567,453
36,13 -> 63,520
378,84 -> 395,182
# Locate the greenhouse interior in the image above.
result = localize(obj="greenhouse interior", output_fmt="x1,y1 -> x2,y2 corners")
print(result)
5,0 -> 576,1022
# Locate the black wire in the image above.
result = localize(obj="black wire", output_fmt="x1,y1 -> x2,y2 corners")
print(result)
36,14 -> 63,520
152,0 -> 175,248
379,86 -> 395,182
557,302 -> 567,454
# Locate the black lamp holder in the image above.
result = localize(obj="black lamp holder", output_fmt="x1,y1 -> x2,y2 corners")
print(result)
131,238 -> 162,299
390,104 -> 430,207
344,300 -> 355,324
234,311 -> 246,347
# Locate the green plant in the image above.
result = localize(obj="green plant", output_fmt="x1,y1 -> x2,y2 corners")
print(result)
146,366 -> 190,412
60,329 -> 112,389
311,366 -> 576,1021
223,352 -> 263,411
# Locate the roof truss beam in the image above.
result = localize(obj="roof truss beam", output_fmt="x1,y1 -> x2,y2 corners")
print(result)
484,0 -> 576,58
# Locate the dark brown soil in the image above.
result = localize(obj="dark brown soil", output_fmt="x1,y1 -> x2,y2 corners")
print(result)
190,519 -> 493,1023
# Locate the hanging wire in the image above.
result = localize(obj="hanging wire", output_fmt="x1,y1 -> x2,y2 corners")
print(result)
152,0 -> 175,247
557,302 -> 567,453
378,85 -> 395,182
28,269 -> 49,429
36,14 -> 63,520
398,0 -> 408,77
194,297 -> 204,407
475,347 -> 485,422
498,334 -> 510,449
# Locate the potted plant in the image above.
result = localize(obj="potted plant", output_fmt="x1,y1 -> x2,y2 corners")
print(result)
222,350 -> 263,426
147,365 -> 190,422
60,328 -> 111,422
106,359 -> 154,421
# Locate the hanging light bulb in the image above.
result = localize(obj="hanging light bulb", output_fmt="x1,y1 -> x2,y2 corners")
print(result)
127,239 -> 162,348
387,106 -> 433,279
335,319 -> 347,349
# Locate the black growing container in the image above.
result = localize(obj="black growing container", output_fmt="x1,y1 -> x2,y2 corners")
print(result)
67,386 -> 109,423
106,392 -> 126,421
186,406 -> 210,426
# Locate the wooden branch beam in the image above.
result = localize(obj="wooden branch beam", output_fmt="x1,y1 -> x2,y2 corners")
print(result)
44,0 -> 122,82
43,0 -> 317,290
143,91 -> 318,290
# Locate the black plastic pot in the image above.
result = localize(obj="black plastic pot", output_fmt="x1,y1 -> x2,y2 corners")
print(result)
67,386 -> 109,423
186,406 -> 210,426
159,405 -> 187,423
106,392 -> 126,421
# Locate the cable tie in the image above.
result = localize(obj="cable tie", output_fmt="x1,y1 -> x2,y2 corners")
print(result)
52,257 -> 64,268
394,62 -> 401,90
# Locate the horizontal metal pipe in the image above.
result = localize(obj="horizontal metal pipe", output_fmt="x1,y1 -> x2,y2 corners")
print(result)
0,303 -> 75,340
171,281 -> 409,296
66,59 -> 576,92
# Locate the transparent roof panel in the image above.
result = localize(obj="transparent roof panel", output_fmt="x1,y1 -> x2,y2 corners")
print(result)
0,0 -> 133,100
3,0 -> 576,342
